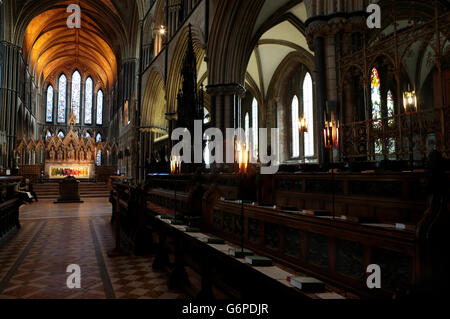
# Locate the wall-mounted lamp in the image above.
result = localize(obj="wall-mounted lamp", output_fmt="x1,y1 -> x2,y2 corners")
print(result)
299,117 -> 308,135
403,85 -> 418,114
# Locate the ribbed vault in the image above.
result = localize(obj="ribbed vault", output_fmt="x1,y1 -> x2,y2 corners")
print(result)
14,0 -> 143,88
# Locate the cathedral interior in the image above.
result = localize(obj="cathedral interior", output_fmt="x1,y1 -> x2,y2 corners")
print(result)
0,0 -> 449,303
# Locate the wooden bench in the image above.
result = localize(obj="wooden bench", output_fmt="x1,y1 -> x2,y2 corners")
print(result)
0,177 -> 23,244
202,158 -> 449,298
112,154 -> 448,299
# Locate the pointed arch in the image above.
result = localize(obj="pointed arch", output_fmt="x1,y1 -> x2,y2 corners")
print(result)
57,73 -> 67,123
303,72 -> 314,157
71,70 -> 81,123
291,95 -> 300,157
97,90 -> 103,125
85,77 -> 93,124
46,85 -> 54,123
371,67 -> 382,129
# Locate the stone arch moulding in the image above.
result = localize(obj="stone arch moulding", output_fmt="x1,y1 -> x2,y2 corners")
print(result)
207,0 -> 266,86
142,68 -> 166,131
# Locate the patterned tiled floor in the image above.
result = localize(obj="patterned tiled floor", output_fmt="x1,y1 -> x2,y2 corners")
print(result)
0,199 -> 187,299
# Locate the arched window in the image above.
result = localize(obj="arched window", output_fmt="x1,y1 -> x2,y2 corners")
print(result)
387,90 -> 396,157
85,77 -> 93,124
85,131 -> 92,139
97,90 -> 103,125
45,130 -> 52,140
387,90 -> 395,127
57,131 -> 65,139
96,150 -> 102,166
203,108 -> 210,124
252,98 -> 258,160
292,96 -> 300,158
96,133 -> 102,143
46,86 -> 53,123
71,71 -> 81,123
58,74 -> 67,123
371,68 -> 382,129
245,112 -> 250,148
303,73 -> 314,157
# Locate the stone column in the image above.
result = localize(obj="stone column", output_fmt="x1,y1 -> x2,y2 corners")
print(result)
0,42 -> 21,169
306,21 -> 328,164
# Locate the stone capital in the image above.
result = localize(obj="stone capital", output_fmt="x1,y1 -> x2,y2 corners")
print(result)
206,83 -> 246,98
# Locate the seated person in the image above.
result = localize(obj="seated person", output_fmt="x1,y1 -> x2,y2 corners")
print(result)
18,178 -> 38,203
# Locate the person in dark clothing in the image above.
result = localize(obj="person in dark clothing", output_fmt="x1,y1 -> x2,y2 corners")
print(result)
19,178 -> 38,203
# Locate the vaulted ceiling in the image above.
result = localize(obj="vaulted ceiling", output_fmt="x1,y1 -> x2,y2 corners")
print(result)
15,0 -> 142,88
246,2 -> 312,99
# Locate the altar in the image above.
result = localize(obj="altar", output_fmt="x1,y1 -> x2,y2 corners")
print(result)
15,113 -> 118,181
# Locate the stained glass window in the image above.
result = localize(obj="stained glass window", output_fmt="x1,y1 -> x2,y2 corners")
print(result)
375,138 -> 383,155
387,90 -> 395,127
96,150 -> 102,166
371,68 -> 382,129
58,74 -> 67,123
85,77 -> 93,124
57,131 -> 65,139
303,73 -> 314,157
96,133 -> 102,143
292,96 -> 299,158
252,99 -> 258,160
97,90 -> 103,125
387,138 -> 396,157
46,86 -> 53,123
71,71 -> 81,123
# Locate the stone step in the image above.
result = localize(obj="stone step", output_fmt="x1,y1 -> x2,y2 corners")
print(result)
34,182 -> 109,199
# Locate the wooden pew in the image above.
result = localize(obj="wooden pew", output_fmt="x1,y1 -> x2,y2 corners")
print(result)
0,176 -> 24,244
113,155 -> 448,299
203,157 -> 449,298
140,173 -> 353,299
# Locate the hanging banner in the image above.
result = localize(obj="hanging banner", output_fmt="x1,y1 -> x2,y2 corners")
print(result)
49,166 -> 90,179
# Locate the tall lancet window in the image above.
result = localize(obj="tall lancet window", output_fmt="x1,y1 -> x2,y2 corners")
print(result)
97,90 -> 103,125
71,71 -> 81,123
58,74 -> 67,123
96,150 -> 102,166
371,68 -> 382,129
387,90 -> 395,127
303,73 -> 314,157
292,96 -> 300,158
245,113 -> 250,148
46,85 -> 53,123
85,77 -> 93,124
252,98 -> 258,160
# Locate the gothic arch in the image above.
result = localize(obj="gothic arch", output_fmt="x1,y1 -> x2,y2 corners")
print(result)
142,69 -> 167,132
